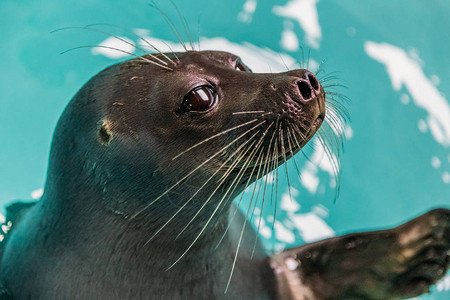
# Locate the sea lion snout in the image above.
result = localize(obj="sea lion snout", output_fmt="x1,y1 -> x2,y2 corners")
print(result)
261,69 -> 325,135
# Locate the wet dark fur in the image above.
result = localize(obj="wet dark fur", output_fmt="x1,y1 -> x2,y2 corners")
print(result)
0,50 -> 448,300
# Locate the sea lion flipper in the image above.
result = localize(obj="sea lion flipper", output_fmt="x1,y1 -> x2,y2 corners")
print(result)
271,208 -> 450,299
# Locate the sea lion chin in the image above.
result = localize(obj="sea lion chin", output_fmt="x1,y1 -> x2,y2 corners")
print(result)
0,49 -> 448,300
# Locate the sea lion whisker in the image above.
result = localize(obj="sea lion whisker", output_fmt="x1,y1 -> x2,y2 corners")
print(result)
290,123 -> 309,142
318,130 -> 341,175
298,46 -> 308,70
246,143 -> 269,226
289,124 -> 315,163
210,122 -> 277,244
318,126 -> 341,168
213,139 -> 262,224
146,132 -> 261,244
325,101 -> 350,123
278,54 -> 290,71
322,120 -> 343,155
221,127 -> 274,255
225,147 -> 267,293
293,120 -> 310,133
250,136 -> 274,258
167,137 -> 267,271
169,0 -> 195,51
212,121 -> 274,223
325,93 -> 351,105
174,130 -> 263,240
86,23 -> 176,65
286,126 -> 301,175
317,133 -> 342,199
197,16 -> 201,51
321,70 -> 343,76
52,26 -> 170,66
214,146 -> 263,249
172,118 -> 259,160
200,122 -> 274,238
59,45 -> 173,71
214,141 -> 268,251
325,102 -> 347,118
181,122 -> 274,241
319,74 -> 342,81
292,123 -> 320,153
324,111 -> 346,145
231,111 -> 266,115
130,120 -> 266,219
322,83 -> 348,91
149,1 -> 188,51
320,78 -> 341,85
271,135 -> 280,230
306,48 -> 312,70
279,126 -> 293,203
325,90 -> 350,100
314,58 -> 328,76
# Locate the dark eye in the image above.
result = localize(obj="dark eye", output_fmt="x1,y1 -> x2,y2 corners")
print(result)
235,61 -> 246,71
181,86 -> 217,112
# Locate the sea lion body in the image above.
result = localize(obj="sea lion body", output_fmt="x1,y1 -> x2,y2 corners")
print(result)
0,50 -> 448,299
0,50 -> 318,299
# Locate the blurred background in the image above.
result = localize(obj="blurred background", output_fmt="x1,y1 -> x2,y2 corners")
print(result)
1,0 -> 449,298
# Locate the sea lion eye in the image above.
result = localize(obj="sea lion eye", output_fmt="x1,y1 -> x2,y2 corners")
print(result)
181,86 -> 217,112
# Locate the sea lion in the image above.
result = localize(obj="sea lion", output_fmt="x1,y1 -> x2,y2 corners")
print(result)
0,49 -> 448,299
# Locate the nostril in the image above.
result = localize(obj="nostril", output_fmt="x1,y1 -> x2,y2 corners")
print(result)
297,81 -> 312,100
308,74 -> 319,91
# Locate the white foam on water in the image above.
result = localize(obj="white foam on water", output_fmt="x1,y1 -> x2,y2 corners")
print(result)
311,142 -> 339,176
344,125 -> 353,140
92,36 -> 136,59
431,74 -> 441,86
431,156 -> 441,169
30,188 -> 44,199
280,21 -> 299,52
400,93 -> 410,105
312,204 -> 329,218
274,220 -> 296,243
436,273 -> 450,292
418,119 -> 428,133
273,0 -> 322,49
288,210 -> 334,242
253,216 -> 272,238
238,0 -> 257,23
442,172 -> 450,184
364,41 -> 450,147
300,166 -> 319,194
280,192 -> 301,212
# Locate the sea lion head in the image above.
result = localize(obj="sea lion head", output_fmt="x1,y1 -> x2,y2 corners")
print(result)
43,50 -> 326,220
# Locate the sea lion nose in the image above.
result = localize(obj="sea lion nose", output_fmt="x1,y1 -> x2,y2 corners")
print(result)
296,71 -> 320,102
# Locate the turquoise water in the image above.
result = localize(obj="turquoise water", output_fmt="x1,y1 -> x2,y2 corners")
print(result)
1,0 -> 449,298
